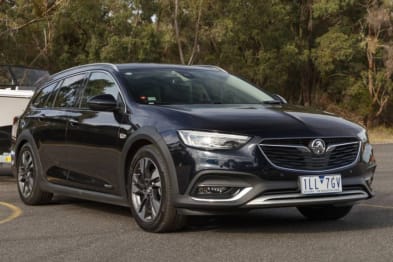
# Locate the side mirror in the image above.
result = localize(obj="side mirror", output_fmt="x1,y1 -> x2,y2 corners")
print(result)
271,94 -> 288,104
87,94 -> 117,111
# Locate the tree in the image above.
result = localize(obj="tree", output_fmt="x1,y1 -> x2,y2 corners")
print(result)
172,0 -> 205,64
0,0 -> 392,126
0,0 -> 67,69
362,0 -> 393,126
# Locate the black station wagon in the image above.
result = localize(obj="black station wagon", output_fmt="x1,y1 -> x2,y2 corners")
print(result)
12,63 -> 376,232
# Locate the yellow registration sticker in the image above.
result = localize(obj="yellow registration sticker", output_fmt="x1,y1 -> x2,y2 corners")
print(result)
5,156 -> 11,163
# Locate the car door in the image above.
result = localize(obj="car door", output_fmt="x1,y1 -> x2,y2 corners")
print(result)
30,81 -> 60,176
65,71 -> 125,194
40,74 -> 87,185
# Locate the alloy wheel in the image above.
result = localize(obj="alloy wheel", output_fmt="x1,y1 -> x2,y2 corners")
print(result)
131,157 -> 162,222
18,150 -> 35,198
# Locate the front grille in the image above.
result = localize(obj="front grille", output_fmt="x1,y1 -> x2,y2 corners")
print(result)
259,137 -> 360,172
262,137 -> 358,146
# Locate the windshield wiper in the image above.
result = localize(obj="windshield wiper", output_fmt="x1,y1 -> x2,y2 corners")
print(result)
261,100 -> 282,105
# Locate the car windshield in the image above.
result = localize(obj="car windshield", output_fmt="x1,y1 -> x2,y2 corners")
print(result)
121,68 -> 275,105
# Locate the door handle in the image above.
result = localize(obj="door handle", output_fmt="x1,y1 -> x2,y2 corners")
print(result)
38,114 -> 46,121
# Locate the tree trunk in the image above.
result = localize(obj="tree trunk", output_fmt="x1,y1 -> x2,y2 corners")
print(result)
298,0 -> 313,107
174,0 -> 185,64
187,0 -> 203,65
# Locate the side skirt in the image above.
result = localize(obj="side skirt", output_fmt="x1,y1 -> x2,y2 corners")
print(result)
41,182 -> 130,207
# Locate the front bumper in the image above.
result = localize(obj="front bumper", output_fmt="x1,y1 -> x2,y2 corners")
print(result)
169,138 -> 376,215
172,169 -> 374,214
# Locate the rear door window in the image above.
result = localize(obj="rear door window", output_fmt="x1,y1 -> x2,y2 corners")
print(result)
53,74 -> 86,108
32,82 -> 59,108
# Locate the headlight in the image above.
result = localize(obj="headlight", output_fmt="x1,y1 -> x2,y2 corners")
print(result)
357,129 -> 369,143
178,130 -> 251,150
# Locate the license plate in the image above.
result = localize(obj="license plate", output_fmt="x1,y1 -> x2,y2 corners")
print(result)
299,175 -> 342,195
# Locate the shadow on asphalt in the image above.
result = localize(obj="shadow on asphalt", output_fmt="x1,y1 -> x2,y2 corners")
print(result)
51,196 -> 133,218
3,175 -> 392,234
0,174 -> 16,184
189,207 -> 393,234
47,196 -> 393,234
0,169 -> 13,177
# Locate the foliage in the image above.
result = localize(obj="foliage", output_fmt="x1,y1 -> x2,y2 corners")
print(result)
1,0 -> 393,126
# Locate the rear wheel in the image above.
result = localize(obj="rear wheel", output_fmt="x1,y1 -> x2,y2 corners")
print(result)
297,205 -> 353,220
128,145 -> 186,232
17,143 -> 53,205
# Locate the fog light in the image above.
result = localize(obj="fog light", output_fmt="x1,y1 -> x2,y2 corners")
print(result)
197,186 -> 228,194
194,186 -> 241,199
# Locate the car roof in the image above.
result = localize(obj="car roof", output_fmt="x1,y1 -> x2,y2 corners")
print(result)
47,63 -> 227,83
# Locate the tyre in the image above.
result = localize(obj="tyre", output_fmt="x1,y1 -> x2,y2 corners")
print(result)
128,145 -> 186,232
16,143 -> 53,205
297,205 -> 353,220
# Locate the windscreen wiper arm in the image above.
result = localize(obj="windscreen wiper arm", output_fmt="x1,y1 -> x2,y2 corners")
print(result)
261,100 -> 282,105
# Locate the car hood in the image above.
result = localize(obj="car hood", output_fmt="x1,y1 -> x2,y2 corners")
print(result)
137,104 -> 363,138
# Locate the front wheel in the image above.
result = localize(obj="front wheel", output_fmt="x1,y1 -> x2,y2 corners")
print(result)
128,145 -> 186,232
297,205 -> 353,220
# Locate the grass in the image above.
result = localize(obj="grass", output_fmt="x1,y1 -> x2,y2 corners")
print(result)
368,126 -> 393,144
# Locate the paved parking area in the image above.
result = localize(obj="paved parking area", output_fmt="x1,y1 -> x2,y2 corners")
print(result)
0,144 -> 392,262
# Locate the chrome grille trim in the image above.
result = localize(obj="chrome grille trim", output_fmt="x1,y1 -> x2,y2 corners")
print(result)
191,187 -> 253,202
260,141 -> 360,153
246,190 -> 369,206
259,139 -> 361,173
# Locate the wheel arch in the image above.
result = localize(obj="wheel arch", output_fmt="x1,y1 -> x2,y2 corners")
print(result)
13,130 -> 53,201
13,130 -> 40,175
120,127 -> 180,200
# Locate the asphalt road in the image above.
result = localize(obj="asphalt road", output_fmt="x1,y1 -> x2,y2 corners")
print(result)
0,144 -> 392,262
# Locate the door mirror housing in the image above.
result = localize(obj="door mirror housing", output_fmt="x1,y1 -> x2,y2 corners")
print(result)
271,94 -> 288,104
87,94 -> 118,111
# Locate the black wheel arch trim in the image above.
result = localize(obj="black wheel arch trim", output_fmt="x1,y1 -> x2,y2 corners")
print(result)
13,129 -> 46,185
14,129 -> 39,165
120,126 -> 180,200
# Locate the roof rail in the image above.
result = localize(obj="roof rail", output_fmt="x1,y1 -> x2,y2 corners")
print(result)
194,65 -> 227,73
87,63 -> 119,71
51,63 -> 119,78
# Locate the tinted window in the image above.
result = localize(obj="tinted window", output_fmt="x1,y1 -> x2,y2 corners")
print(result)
121,69 -> 274,105
32,82 -> 58,108
0,67 -> 13,86
80,72 -> 119,108
53,74 -> 86,108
